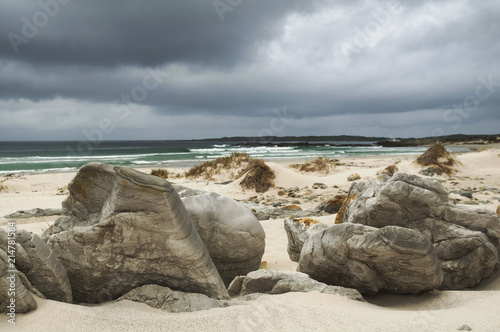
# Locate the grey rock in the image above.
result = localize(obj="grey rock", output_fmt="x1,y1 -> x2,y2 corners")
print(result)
342,172 -> 500,289
182,193 -> 266,286
459,190 -> 473,199
298,224 -> 443,294
4,208 -> 63,219
228,269 -> 364,301
348,173 -> 361,181
13,229 -> 72,303
47,163 -> 228,303
118,284 -> 234,313
284,217 -> 327,262
457,324 -> 472,331
316,195 -> 346,214
419,167 -> 435,177
0,249 -> 37,314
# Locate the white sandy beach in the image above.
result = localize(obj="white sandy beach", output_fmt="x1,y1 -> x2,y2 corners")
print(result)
1,148 -> 500,331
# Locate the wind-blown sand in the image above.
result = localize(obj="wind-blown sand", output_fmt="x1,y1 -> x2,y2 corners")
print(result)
1,148 -> 500,331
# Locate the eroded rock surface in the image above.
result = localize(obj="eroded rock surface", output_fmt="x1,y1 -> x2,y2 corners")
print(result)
341,172 -> 500,289
182,193 -> 265,286
14,229 -> 72,303
228,269 -> 364,301
283,217 -> 327,262
298,224 -> 443,294
46,163 -> 228,303
118,284 -> 233,313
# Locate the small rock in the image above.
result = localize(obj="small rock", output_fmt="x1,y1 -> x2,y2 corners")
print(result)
313,183 -> 328,189
459,190 -> 473,199
282,205 -> 302,211
497,205 -> 500,216
457,324 -> 472,331
419,167 -> 435,177
278,190 -> 287,196
347,173 -> 361,181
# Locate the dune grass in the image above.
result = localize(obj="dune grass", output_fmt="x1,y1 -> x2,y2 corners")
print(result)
378,161 -> 400,177
184,153 -> 252,180
239,159 -> 276,193
290,157 -> 338,174
416,142 -> 460,176
185,153 -> 276,192
150,169 -> 170,179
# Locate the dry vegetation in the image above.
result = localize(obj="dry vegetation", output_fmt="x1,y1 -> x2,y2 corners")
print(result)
416,142 -> 460,176
290,157 -> 339,174
184,153 -> 252,180
150,169 -> 170,179
239,159 -> 276,193
335,193 -> 356,224
0,179 -> 7,192
377,161 -> 400,177
184,153 -> 276,192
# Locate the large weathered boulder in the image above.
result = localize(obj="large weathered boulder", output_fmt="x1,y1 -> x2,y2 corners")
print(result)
182,193 -> 265,286
14,229 -> 72,303
283,217 -> 327,262
118,284 -> 233,313
0,249 -> 37,314
341,172 -> 500,289
298,224 -> 443,294
46,163 -> 228,303
228,269 -> 364,301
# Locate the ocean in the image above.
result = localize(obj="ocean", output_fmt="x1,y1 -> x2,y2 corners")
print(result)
0,140 -> 466,175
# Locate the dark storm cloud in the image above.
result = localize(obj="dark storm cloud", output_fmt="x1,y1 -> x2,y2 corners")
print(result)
0,0 -> 499,140
0,0 -> 315,67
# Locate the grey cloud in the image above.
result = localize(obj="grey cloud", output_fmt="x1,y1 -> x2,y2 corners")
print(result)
0,0 -> 499,139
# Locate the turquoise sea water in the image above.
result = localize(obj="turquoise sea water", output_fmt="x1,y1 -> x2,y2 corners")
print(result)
0,140 -> 467,175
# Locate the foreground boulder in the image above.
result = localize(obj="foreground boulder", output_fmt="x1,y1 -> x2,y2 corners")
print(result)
228,269 -> 364,301
182,193 -> 265,286
298,224 -> 443,294
0,249 -> 37,314
341,172 -> 500,289
14,229 -> 72,303
118,284 -> 233,313
283,217 -> 327,262
46,163 -> 228,303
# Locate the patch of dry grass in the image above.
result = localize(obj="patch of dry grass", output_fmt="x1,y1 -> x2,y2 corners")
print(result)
151,169 -> 169,179
335,193 -> 356,224
185,153 -> 251,180
239,159 -> 275,193
416,142 -> 460,176
290,157 -> 338,174
185,153 -> 276,192
377,161 -> 400,177
0,179 -> 7,192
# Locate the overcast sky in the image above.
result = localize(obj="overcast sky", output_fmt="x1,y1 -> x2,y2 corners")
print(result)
1,0 -> 499,141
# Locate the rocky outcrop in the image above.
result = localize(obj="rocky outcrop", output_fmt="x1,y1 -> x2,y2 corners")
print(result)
13,229 -> 72,303
46,163 -> 228,303
182,193 -> 266,286
228,269 -> 364,301
341,172 -> 500,289
284,217 -> 327,262
118,284 -> 233,313
0,251 -> 37,314
298,224 -> 443,294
